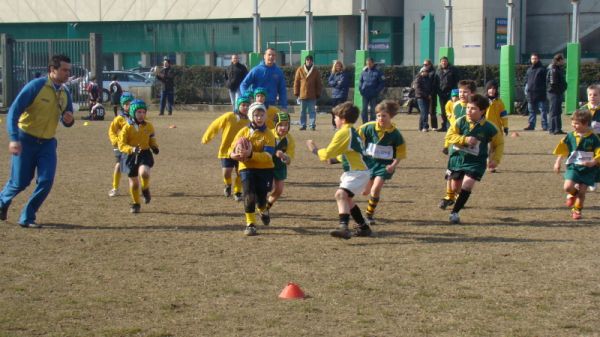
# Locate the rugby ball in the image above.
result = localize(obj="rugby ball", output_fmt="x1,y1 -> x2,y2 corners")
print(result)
234,137 -> 252,159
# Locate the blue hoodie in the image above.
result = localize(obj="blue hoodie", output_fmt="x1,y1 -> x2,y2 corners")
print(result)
239,61 -> 288,109
359,66 -> 385,99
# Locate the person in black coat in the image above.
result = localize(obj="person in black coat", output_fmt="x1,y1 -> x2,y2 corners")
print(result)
524,53 -> 549,130
412,68 -> 432,132
435,56 -> 460,131
224,54 -> 248,109
546,53 -> 567,135
157,57 -> 176,116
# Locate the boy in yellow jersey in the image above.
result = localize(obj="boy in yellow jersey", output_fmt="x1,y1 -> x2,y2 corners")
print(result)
359,100 -> 406,225
118,99 -> 159,213
229,102 -> 276,236
440,80 -> 476,209
107,92 -> 134,197
553,109 -> 600,220
484,80 -> 509,172
202,95 -> 250,201
306,102 -> 372,239
444,89 -> 459,128
266,111 -> 295,211
253,87 -> 279,129
580,84 -> 600,191
444,94 -> 504,224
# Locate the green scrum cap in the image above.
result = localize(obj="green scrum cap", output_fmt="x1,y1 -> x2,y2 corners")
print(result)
236,95 -> 251,111
275,111 -> 290,130
128,99 -> 147,119
253,87 -> 268,98
120,92 -> 134,106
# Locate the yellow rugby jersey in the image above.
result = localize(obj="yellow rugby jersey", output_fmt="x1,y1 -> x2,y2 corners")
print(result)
318,123 -> 368,171
444,100 -> 455,124
266,106 -> 279,129
486,98 -> 509,131
108,114 -> 129,147
444,101 -> 468,148
118,120 -> 158,155
229,126 -> 275,170
202,111 -> 249,158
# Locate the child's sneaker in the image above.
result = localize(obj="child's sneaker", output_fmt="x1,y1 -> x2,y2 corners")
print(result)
224,185 -> 232,197
330,225 -> 352,240
565,194 -> 576,207
353,224 -> 372,237
449,212 -> 460,224
439,198 -> 454,210
366,214 -> 375,226
0,203 -> 8,221
234,193 -> 243,202
588,184 -> 597,192
130,203 -> 141,213
108,189 -> 118,197
260,209 -> 270,226
244,224 -> 257,236
571,208 -> 582,220
142,189 -> 151,204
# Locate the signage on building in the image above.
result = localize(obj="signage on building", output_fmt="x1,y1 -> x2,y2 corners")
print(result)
368,38 -> 390,50
495,18 -> 508,49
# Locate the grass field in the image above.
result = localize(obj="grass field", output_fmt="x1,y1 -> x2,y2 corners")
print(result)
0,110 -> 599,337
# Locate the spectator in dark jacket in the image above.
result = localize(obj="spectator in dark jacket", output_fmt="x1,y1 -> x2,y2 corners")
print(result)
224,54 -> 248,109
435,56 -> 460,131
359,57 -> 385,123
547,53 -> 567,135
413,68 -> 432,132
157,57 -> 176,116
524,53 -> 548,130
327,60 -> 349,128
422,59 -> 438,130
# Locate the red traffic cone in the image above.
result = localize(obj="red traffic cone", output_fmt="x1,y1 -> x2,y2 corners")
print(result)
278,282 -> 305,299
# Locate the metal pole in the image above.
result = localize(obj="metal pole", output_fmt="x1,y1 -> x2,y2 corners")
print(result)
289,41 -> 292,66
305,0 -> 313,50
444,0 -> 452,47
253,0 -> 260,53
360,0 -> 368,50
506,0 -> 514,46
412,22 -> 416,78
571,0 -> 580,43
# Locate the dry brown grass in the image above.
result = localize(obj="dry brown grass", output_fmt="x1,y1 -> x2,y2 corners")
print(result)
0,110 -> 599,337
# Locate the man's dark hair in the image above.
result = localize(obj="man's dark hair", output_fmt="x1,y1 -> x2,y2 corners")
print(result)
111,74 -> 118,81
332,102 -> 359,124
440,56 -> 449,62
531,53 -> 540,58
458,80 -> 477,93
305,55 -> 313,61
48,54 -> 70,72
553,53 -> 564,64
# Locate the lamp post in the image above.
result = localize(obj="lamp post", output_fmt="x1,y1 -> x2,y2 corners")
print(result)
300,0 -> 314,66
440,0 -> 454,64
354,0 -> 369,112
249,0 -> 261,68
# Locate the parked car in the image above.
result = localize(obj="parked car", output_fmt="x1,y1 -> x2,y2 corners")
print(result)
82,71 -> 153,102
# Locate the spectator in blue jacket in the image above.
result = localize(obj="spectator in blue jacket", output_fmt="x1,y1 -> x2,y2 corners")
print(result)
359,57 -> 385,123
239,48 -> 288,111
524,53 -> 548,131
327,60 -> 349,129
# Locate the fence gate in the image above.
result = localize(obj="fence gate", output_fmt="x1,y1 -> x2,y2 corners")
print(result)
1,34 -> 102,111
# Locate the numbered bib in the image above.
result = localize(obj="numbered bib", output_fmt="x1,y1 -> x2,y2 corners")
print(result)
365,143 -> 394,160
452,140 -> 480,156
591,121 -> 600,134
565,150 -> 594,165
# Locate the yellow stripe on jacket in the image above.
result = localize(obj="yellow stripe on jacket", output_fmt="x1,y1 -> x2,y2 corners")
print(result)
18,78 -> 69,139
202,112 -> 249,158
229,126 -> 275,170
118,120 -> 158,155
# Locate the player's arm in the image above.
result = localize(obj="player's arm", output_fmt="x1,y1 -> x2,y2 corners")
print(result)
117,126 -> 136,154
445,120 -> 467,146
498,100 -> 509,132
108,120 -> 120,147
317,129 -> 350,161
201,114 -> 226,144
61,90 -> 75,127
249,135 -> 276,164
286,135 -> 296,161
148,124 -> 159,153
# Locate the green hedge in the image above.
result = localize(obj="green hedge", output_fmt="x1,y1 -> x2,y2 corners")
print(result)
170,63 -> 600,104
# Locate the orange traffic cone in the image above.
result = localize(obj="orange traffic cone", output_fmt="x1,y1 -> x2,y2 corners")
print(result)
168,124 -> 177,129
510,131 -> 519,138
278,282 -> 305,299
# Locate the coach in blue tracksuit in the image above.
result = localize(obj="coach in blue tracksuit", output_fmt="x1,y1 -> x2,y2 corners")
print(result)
239,48 -> 288,112
0,54 -> 75,228
359,57 -> 385,123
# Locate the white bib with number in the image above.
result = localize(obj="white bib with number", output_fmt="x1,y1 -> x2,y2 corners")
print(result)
565,150 -> 594,165
365,143 -> 394,160
453,140 -> 480,156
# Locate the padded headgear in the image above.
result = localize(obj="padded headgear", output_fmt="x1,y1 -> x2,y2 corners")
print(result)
128,99 -> 147,119
120,92 -> 134,107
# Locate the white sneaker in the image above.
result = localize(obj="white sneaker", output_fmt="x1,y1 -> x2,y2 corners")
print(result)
449,212 -> 460,224
108,189 -> 118,197
588,184 -> 597,192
